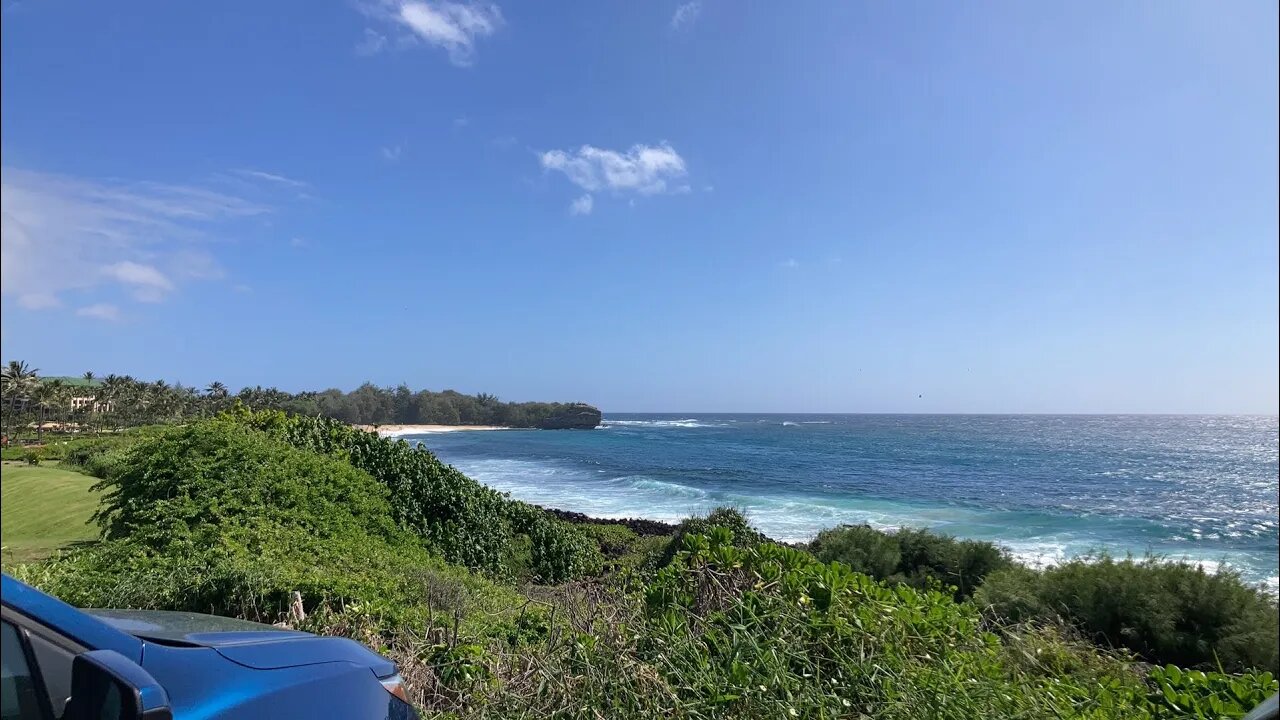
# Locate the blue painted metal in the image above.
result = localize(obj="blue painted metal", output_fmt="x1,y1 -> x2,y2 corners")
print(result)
75,650 -> 172,714
1,574 -> 142,661
2,574 -> 417,719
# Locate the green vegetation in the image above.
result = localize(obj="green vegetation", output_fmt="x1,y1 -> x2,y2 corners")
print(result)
976,557 -> 1280,674
809,523 -> 1012,599
657,506 -> 765,568
0,463 -> 100,563
3,410 -> 1276,718
271,383 -> 601,429
235,408 -> 600,582
1,360 -> 600,441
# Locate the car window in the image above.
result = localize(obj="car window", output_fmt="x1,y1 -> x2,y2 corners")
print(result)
25,634 -> 74,718
1,620 -> 49,720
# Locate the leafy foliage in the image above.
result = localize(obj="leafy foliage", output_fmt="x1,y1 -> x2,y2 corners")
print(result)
809,524 -> 1013,599
89,419 -> 401,550
270,382 -> 600,429
1146,664 -> 1277,719
233,408 -> 600,582
656,506 -> 765,568
976,556 -> 1280,673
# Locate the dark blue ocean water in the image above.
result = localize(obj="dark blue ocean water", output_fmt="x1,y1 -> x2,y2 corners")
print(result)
406,415 -> 1279,590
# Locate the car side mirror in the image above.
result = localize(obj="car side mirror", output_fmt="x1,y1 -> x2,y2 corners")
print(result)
62,649 -> 173,720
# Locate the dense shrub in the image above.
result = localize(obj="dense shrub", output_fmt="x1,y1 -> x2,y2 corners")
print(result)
976,556 -> 1280,673
634,529 -> 1280,719
11,419 -> 532,636
62,438 -> 136,479
807,523 -> 901,578
656,506 -> 764,568
809,524 -> 1012,599
90,420 -> 401,549
232,408 -> 599,582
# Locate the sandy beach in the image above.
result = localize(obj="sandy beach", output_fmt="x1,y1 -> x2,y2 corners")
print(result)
352,424 -> 509,437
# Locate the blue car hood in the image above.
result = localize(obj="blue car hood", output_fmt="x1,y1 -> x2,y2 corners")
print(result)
85,609 -> 313,647
86,609 -> 396,675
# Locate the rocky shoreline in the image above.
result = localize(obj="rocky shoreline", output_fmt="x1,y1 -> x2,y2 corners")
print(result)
538,506 -> 679,536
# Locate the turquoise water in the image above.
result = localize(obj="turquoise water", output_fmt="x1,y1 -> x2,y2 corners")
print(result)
406,414 -> 1279,591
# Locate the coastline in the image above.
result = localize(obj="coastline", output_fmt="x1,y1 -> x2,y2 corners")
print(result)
352,423 -> 510,437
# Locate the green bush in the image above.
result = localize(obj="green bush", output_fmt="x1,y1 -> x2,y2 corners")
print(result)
62,439 -> 132,479
657,506 -> 764,568
808,523 -> 901,578
631,529 -> 1279,719
22,448 -> 42,465
11,419 -> 532,636
809,524 -> 1012,599
231,408 -> 599,583
90,419 -> 401,549
976,555 -> 1280,673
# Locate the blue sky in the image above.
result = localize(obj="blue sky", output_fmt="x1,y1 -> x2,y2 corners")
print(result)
2,1 -> 1276,413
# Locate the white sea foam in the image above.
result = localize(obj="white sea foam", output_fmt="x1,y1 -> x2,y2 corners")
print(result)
602,418 -> 717,429
428,444 -> 1277,589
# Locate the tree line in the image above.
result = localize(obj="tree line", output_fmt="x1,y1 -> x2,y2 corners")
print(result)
1,360 -> 598,441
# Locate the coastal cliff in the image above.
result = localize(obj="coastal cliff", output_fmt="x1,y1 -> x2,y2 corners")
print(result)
534,402 -> 602,429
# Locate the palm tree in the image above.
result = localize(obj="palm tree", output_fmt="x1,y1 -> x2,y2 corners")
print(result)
83,371 -> 95,382
30,379 -> 63,442
205,381 -> 228,417
100,374 -> 126,431
2,361 -> 39,440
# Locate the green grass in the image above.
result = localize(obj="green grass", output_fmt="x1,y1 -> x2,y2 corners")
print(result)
1,461 -> 100,564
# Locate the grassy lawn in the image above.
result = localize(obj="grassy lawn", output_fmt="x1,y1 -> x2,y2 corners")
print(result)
1,461 -> 101,564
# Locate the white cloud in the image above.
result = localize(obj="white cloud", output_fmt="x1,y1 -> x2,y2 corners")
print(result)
670,1 -> 701,31
291,236 -> 307,248
569,194 -> 594,216
231,168 -> 308,188
781,258 -> 800,269
2,167 -> 268,311
539,142 -> 688,198
18,293 -> 60,310
356,27 -> 389,55
454,116 -> 469,128
102,261 -> 174,302
360,1 -> 503,66
381,145 -> 403,162
76,303 -> 121,321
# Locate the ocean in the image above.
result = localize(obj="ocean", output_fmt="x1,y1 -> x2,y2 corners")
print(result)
404,414 -> 1279,591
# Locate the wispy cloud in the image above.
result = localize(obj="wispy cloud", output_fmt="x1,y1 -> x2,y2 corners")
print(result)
781,258 -> 800,269
18,293 -> 60,310
453,116 -> 469,128
102,260 -> 174,302
356,27 -> 389,55
358,1 -> 503,66
291,236 -> 307,248
76,303 -> 121,321
539,142 -> 689,200
569,194 -> 594,216
381,145 -> 403,162
670,1 -> 702,31
231,168 -> 308,188
2,167 -> 269,315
